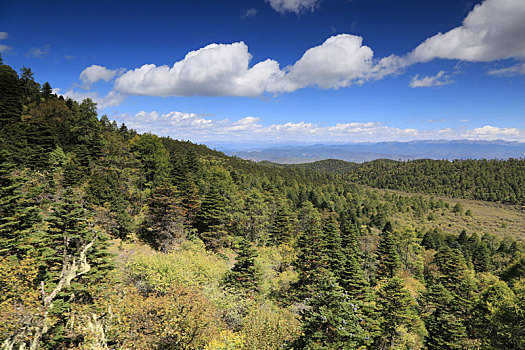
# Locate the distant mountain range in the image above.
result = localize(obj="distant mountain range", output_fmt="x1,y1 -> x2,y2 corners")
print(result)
224,140 -> 525,163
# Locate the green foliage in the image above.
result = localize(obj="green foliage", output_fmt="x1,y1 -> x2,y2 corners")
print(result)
1,62 -> 524,349
375,223 -> 400,281
224,238 -> 260,294
139,185 -> 187,251
375,276 -> 426,349
346,158 -> 525,205
292,274 -> 369,350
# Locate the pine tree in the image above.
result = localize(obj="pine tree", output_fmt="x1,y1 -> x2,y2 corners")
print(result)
268,205 -> 295,245
224,237 -> 260,294
0,64 -> 22,128
291,274 -> 369,350
0,153 -> 41,257
291,216 -> 326,301
321,213 -> 345,277
472,242 -> 490,272
195,182 -> 228,250
339,232 -> 367,300
424,283 -> 468,350
376,223 -> 400,281
375,277 -> 425,349
33,190 -> 113,348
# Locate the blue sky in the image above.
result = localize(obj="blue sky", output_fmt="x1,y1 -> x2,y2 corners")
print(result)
1,0 -> 524,144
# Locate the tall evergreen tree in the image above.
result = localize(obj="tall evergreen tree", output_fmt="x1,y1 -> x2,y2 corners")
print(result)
375,222 -> 400,281
375,277 -> 425,349
268,205 -> 295,245
224,237 -> 260,294
291,274 -> 369,350
0,64 -> 22,128
195,182 -> 228,250
0,153 -> 41,257
424,283 -> 468,350
321,213 -> 345,276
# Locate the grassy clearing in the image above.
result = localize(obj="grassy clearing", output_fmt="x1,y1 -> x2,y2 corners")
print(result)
374,188 -> 525,241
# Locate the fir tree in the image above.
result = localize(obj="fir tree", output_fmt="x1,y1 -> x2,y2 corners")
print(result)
0,153 -> 41,258
195,182 -> 228,250
268,205 -> 295,245
224,237 -> 260,294
375,223 -> 400,281
291,274 -> 369,350
424,283 -> 468,350
375,277 -> 425,349
0,64 -> 22,128
321,213 -> 345,276
291,216 -> 326,301
472,242 -> 490,272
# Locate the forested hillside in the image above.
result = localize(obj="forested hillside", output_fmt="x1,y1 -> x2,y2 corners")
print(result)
344,158 -> 525,205
1,61 -> 525,349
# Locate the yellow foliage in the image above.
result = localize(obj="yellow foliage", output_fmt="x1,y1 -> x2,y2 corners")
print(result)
205,330 -> 246,350
0,255 -> 41,343
108,283 -> 222,350
241,301 -> 300,350
127,240 -> 229,292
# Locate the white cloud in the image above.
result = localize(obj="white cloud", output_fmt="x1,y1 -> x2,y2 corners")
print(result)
111,110 -> 525,142
241,8 -> 258,18
411,0 -> 525,63
285,35 -> 374,89
464,125 -> 522,140
0,44 -> 12,54
80,65 -> 122,88
56,88 -> 126,110
26,45 -> 50,58
114,34 -> 404,98
115,41 -> 290,97
266,0 -> 321,14
410,71 -> 452,88
0,32 -> 11,54
487,63 -> 525,77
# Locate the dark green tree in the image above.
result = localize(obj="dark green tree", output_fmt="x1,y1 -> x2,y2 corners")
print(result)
375,223 -> 400,281
195,181 -> 228,250
268,205 -> 295,245
0,64 -> 22,128
424,283 -> 468,350
224,237 -> 260,294
291,274 -> 369,350
473,242 -> 490,272
375,277 -> 425,349
0,153 -> 41,257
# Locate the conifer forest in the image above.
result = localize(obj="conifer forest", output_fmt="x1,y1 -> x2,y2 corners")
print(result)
1,61 -> 525,349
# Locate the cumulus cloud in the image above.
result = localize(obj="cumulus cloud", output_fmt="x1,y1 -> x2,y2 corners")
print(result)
114,34 -> 405,97
488,63 -> 525,77
80,65 -> 123,88
464,125 -> 522,140
26,45 -> 50,58
111,110 -> 525,142
410,71 -> 452,88
55,88 -> 126,110
285,35 -> 374,89
266,0 -> 321,14
410,0 -> 525,63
